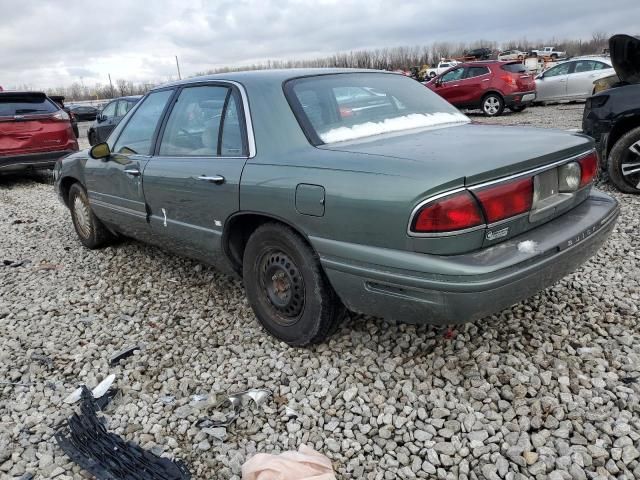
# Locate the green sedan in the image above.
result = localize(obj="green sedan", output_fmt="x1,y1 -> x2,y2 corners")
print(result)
54,69 -> 619,346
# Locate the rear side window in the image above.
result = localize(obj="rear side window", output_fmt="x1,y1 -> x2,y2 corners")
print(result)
0,94 -> 58,116
285,73 -> 468,145
159,85 -> 245,157
112,90 -> 173,155
465,66 -> 490,78
501,63 -> 528,73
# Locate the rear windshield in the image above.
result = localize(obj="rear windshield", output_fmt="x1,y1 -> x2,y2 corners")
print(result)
501,63 -> 528,73
285,73 -> 468,144
0,94 -> 59,116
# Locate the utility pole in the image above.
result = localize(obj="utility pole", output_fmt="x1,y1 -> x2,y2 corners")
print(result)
175,55 -> 182,80
108,74 -> 114,98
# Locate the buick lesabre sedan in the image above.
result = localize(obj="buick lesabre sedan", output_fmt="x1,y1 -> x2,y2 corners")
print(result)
54,69 -> 619,346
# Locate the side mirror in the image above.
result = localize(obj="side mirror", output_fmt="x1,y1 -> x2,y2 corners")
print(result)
90,142 -> 111,160
97,114 -> 106,123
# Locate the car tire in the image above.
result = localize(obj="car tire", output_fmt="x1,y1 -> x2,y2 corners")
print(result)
429,72 -> 436,79
68,183 -> 115,248
607,126 -> 640,194
482,94 -> 505,117
88,131 -> 97,146
242,222 -> 346,346
510,105 -> 527,113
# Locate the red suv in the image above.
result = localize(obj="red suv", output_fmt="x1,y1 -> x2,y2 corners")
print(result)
0,92 -> 79,173
425,61 -> 536,116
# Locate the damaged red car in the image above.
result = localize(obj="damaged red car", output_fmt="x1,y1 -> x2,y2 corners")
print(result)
0,92 -> 78,174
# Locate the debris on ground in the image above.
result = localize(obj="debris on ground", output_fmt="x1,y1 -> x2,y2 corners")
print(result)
64,374 -> 116,404
56,387 -> 192,480
197,388 -> 272,428
109,344 -> 142,366
242,444 -> 335,480
2,259 -> 30,267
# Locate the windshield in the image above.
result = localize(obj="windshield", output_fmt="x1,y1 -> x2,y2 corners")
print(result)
285,73 -> 468,144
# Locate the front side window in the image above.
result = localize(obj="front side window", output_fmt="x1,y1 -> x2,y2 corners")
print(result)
545,63 -> 571,77
116,100 -> 134,117
159,85 -> 245,157
441,68 -> 465,83
285,73 -> 468,145
100,101 -> 117,119
112,90 -> 173,155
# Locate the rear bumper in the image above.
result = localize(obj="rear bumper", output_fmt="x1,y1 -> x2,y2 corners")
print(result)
504,91 -> 537,107
0,149 -> 77,173
315,190 -> 618,325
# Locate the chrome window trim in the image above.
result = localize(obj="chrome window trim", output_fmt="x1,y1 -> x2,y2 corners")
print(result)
407,149 -> 595,238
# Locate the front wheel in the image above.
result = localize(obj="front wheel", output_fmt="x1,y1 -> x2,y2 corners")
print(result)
482,94 -> 505,117
429,72 -> 436,79
242,223 -> 345,346
88,131 -> 97,146
68,183 -> 115,248
607,126 -> 640,193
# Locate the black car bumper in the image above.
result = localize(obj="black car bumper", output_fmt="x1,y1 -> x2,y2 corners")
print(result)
0,150 -> 77,173
504,91 -> 537,107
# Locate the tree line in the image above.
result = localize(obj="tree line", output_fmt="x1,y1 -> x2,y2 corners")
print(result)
46,33 -> 610,102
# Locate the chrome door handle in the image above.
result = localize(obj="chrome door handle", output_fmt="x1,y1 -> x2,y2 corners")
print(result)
198,175 -> 225,184
124,168 -> 140,176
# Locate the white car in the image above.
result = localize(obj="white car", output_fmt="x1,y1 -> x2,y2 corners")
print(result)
425,61 -> 460,79
498,50 -> 526,61
535,56 -> 614,103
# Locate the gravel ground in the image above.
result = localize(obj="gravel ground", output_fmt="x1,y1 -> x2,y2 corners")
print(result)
1,104 -> 639,480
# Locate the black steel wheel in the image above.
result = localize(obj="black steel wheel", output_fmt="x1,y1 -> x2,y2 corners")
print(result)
243,223 -> 345,346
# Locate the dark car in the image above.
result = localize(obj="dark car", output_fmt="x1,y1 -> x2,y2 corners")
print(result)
54,69 -> 618,346
465,47 -> 493,60
88,96 -> 141,145
582,34 -> 640,193
50,95 -> 79,139
68,104 -> 99,121
425,61 -> 536,116
0,92 -> 78,173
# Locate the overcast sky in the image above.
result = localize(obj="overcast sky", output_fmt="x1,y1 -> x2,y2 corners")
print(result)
1,0 -> 638,89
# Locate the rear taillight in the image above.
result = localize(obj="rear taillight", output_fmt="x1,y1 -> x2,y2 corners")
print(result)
579,152 -> 598,187
500,74 -> 517,86
474,177 -> 533,223
51,110 -> 70,121
412,191 -> 484,233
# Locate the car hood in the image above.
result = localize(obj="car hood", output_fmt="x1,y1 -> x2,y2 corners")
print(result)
319,123 -> 593,185
610,34 -> 640,84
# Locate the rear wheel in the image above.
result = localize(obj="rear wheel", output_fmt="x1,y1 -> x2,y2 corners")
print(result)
607,126 -> 640,193
68,183 -> 115,248
88,131 -> 97,146
482,94 -> 505,117
429,72 -> 436,78
242,223 -> 345,346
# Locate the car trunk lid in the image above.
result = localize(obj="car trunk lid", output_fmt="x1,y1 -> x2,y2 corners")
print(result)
609,34 -> 640,85
320,123 -> 593,186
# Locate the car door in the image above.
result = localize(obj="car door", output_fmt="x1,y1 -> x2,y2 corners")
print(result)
142,83 -> 249,268
95,101 -> 118,142
434,67 -> 466,105
536,62 -> 572,101
457,66 -> 491,106
566,60 -> 613,98
85,89 -> 175,239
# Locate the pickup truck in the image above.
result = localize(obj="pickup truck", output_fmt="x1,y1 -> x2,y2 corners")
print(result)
531,47 -> 566,59
425,61 -> 460,79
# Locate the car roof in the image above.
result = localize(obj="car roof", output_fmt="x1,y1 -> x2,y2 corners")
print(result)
567,56 -> 612,64
151,68 -> 389,91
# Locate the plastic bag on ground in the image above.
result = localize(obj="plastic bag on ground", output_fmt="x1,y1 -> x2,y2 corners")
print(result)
242,444 -> 336,480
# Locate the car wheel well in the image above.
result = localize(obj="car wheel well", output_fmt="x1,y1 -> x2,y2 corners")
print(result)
59,177 -> 82,207
607,116 -> 640,158
224,213 -> 314,276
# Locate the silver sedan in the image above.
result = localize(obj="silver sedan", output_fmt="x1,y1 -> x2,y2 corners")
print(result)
535,56 -> 614,103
